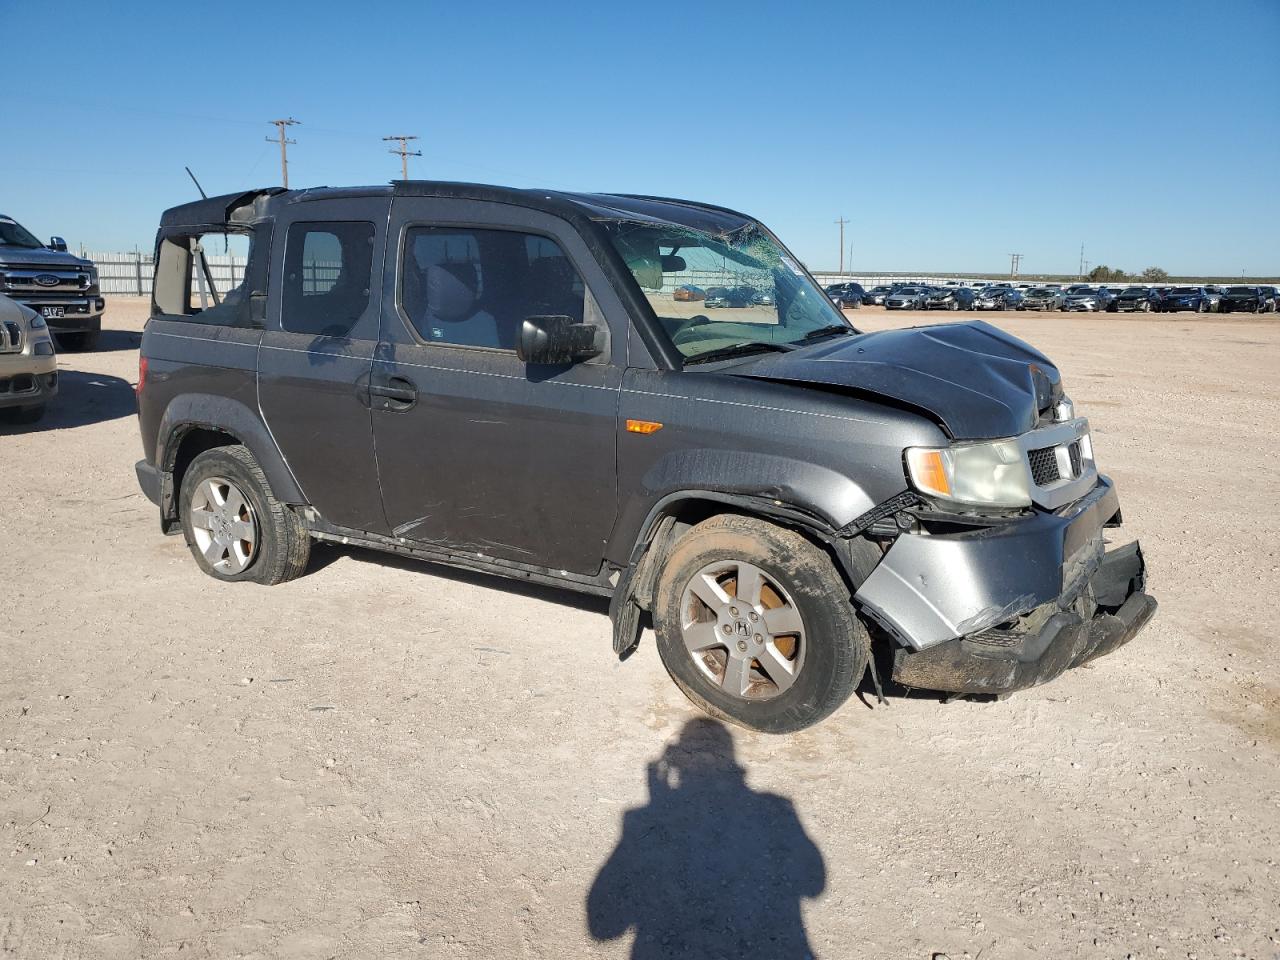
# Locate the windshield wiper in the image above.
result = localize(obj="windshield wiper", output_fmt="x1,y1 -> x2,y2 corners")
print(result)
684,341 -> 793,366
798,324 -> 856,343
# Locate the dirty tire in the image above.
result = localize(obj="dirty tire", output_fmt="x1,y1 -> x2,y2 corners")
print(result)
179,444 -> 310,585
653,514 -> 869,734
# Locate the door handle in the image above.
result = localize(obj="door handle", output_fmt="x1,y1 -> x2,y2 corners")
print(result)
369,375 -> 417,411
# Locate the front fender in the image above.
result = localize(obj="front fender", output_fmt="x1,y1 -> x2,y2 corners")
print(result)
605,448 -> 877,565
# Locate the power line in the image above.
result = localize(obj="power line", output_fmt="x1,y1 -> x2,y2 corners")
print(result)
383,135 -> 422,180
266,118 -> 300,188
834,217 -> 850,273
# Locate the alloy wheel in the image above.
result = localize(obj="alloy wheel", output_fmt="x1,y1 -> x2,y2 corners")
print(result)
679,559 -> 807,700
189,476 -> 258,574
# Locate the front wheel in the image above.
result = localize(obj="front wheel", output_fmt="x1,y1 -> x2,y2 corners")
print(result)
653,515 -> 870,734
179,444 -> 310,584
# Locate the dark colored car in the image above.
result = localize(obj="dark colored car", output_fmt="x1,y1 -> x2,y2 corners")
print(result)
133,181 -> 1155,734
704,286 -> 754,308
924,287 -> 976,311
1108,287 -> 1162,312
0,213 -> 106,350
673,284 -> 705,302
973,287 -> 1024,311
1217,286 -> 1271,313
1158,286 -> 1215,313
861,284 -> 894,305
824,282 -> 865,309
1021,288 -> 1065,311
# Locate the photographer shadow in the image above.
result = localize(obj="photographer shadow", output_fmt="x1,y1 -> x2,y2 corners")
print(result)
587,718 -> 824,959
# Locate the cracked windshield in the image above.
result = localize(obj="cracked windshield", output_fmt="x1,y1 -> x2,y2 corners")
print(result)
602,221 -> 852,363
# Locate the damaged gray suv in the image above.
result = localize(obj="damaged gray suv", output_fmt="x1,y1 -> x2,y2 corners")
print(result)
134,182 -> 1156,733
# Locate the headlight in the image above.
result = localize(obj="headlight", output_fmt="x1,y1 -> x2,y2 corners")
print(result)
28,313 -> 47,329
905,439 -> 1031,507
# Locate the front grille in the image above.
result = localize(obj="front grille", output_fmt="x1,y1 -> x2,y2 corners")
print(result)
0,374 -> 36,394
1028,446 -> 1061,485
1,320 -> 21,353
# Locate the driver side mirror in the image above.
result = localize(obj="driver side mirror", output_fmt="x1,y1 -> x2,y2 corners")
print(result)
517,315 -> 603,365
48,236 -> 68,253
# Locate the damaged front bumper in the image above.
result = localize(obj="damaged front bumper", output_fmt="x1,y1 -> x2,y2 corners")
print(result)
852,477 -> 1157,695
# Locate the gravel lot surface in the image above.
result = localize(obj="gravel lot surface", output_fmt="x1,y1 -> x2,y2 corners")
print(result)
2,299 -> 1278,959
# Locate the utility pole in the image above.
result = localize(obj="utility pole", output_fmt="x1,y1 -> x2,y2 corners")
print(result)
1009,253 -> 1023,279
383,135 -> 422,180
834,217 -> 850,274
266,118 -> 300,188
1079,243 -> 1085,279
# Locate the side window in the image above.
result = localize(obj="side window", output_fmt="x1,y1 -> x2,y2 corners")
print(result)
281,221 -> 374,337
399,226 -> 587,350
153,230 -> 256,326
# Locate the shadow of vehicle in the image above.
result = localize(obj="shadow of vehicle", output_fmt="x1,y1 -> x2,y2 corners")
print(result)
88,328 -> 143,354
0,369 -> 135,434
587,718 -> 825,959
309,540 -> 612,616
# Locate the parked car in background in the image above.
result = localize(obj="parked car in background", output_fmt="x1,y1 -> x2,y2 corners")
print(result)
862,284 -> 895,305
1218,286 -> 1270,313
1158,286 -> 1215,313
0,213 -> 105,351
824,282 -> 865,309
1109,286 -> 1162,312
974,287 -> 1024,311
134,181 -> 1156,733
883,285 -> 930,310
925,286 -> 976,311
1259,286 -> 1279,312
1062,287 -> 1110,312
0,293 -> 58,423
1021,287 -> 1065,311
673,284 -> 706,302
752,289 -> 775,306
705,286 -> 755,308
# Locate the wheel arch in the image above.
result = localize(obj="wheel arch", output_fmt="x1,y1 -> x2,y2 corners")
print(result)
607,489 -> 881,660
155,393 -> 306,530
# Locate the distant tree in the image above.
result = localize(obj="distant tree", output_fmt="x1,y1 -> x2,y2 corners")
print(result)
1140,266 -> 1170,282
1088,265 -> 1128,282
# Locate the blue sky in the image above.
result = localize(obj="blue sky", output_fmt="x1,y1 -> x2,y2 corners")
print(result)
5,0 -> 1278,274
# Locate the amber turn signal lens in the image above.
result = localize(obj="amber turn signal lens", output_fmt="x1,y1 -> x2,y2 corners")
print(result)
906,449 -> 951,497
626,419 -> 663,435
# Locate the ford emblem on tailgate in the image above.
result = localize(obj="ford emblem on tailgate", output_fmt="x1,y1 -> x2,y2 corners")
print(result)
34,274 -> 60,287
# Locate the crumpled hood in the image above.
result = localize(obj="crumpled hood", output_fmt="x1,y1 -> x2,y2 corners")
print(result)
0,244 -> 91,269
731,320 -> 1061,439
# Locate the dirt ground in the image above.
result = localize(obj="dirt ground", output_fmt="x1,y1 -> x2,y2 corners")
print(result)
2,298 -> 1278,960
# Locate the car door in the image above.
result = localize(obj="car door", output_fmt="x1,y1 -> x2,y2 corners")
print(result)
257,197 -> 390,533
370,197 -> 624,575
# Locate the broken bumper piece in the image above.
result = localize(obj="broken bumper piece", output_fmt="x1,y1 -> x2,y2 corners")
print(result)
890,542 -> 1155,694
852,475 -> 1158,695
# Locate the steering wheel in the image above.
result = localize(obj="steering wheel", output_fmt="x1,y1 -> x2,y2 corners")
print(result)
671,315 -> 713,346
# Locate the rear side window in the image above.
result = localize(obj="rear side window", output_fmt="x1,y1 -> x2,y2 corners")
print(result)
153,230 -> 258,326
399,226 -> 587,350
281,221 -> 374,337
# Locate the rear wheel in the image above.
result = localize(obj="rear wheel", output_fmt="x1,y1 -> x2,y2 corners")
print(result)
652,515 -> 870,734
179,445 -> 310,584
